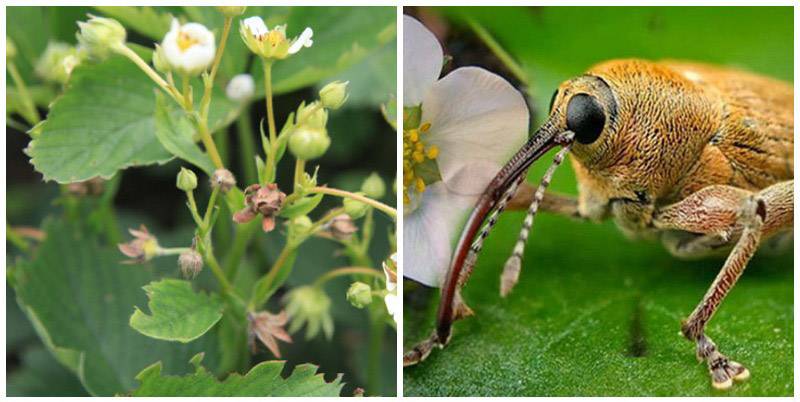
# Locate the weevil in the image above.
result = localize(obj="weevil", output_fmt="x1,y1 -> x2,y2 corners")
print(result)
403,59 -> 793,390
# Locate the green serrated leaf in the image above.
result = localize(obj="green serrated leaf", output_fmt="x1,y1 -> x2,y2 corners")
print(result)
130,279 -> 224,343
93,6 -> 172,40
279,193 -> 324,219
153,92 -> 216,175
131,353 -> 344,396
13,217 -> 220,396
27,52 -> 173,183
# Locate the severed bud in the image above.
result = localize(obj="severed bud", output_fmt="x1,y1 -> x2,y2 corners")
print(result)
178,249 -> 203,278
210,168 -> 236,193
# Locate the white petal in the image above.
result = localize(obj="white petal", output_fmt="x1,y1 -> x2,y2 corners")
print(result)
243,16 -> 268,38
403,182 -> 478,287
422,66 -> 529,195
384,293 -> 399,323
403,15 -> 443,107
226,73 -> 255,101
288,27 -> 313,54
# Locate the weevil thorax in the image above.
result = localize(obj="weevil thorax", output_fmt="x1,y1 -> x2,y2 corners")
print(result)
550,59 -> 724,218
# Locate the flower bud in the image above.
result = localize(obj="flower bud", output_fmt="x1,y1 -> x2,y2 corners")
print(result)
319,80 -> 349,110
178,249 -> 203,278
329,213 -> 358,240
346,281 -> 373,308
7,37 -> 17,59
296,101 -> 328,128
216,6 -> 247,17
76,15 -> 127,60
176,167 -> 198,192
361,172 -> 386,199
152,44 -> 170,73
344,195 -> 369,219
35,42 -> 81,84
210,168 -> 236,193
225,73 -> 255,102
161,19 -> 215,77
288,126 -> 330,161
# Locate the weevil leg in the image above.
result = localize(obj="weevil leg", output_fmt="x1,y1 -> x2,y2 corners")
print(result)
654,181 -> 793,390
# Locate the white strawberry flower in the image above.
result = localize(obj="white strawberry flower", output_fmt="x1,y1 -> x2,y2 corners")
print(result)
403,15 -> 529,287
383,253 -> 399,324
240,16 -> 313,60
161,18 -> 216,77
226,73 -> 255,102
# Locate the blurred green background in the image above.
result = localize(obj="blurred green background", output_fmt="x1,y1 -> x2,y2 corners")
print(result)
7,6 -> 396,397
403,6 -> 792,396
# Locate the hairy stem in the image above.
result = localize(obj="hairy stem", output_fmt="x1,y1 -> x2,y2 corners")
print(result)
261,60 -> 278,183
312,266 -> 384,288
309,187 -> 397,219
236,111 -> 258,184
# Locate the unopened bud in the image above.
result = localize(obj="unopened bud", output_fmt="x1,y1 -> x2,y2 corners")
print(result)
176,167 -> 198,192
210,168 -> 236,193
288,126 -> 330,160
319,80 -> 349,110
225,73 -> 255,102
287,215 -> 313,245
35,42 -> 81,84
76,14 -> 127,60
346,281 -> 372,308
152,44 -> 170,73
329,213 -> 358,240
344,195 -> 369,219
216,6 -> 247,17
178,249 -> 203,278
361,173 -> 386,199
296,101 -> 328,128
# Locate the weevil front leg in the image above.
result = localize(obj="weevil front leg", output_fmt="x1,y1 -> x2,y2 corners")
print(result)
653,181 -> 793,390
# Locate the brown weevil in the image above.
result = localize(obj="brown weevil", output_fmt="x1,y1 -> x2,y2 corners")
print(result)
404,59 -> 793,390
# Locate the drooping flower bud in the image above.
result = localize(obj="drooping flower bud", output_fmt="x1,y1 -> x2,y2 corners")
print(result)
319,80 -> 349,110
328,213 -> 358,240
210,168 -> 236,193
76,14 -> 127,60
284,286 -> 333,340
288,126 -> 330,160
160,18 -> 215,77
225,73 -> 255,102
176,167 -> 198,192
361,172 -> 386,199
216,6 -> 247,17
346,281 -> 373,308
344,195 -> 369,219
178,249 -> 203,278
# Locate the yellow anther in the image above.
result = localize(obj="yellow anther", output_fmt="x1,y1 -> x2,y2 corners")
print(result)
426,145 -> 439,159
420,122 -> 431,132
412,151 -> 425,163
409,129 -> 419,142
415,177 -> 426,193
177,32 -> 199,52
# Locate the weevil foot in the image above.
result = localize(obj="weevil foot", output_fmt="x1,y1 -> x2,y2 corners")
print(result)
403,331 -> 440,367
453,290 -> 474,320
695,334 -> 749,390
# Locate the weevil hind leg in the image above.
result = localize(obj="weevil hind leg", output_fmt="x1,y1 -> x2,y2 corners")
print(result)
655,181 -> 793,390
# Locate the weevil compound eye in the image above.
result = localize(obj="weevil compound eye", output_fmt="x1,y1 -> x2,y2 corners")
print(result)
566,93 -> 605,144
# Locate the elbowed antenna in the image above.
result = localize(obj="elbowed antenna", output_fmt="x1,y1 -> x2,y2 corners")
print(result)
435,120 -> 573,343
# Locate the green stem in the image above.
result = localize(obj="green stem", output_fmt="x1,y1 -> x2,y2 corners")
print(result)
236,111 -> 258,184
223,219 -> 259,279
185,191 -> 204,227
248,244 -> 294,310
203,187 -> 220,226
261,60 -> 278,183
158,247 -> 191,256
312,266 -> 384,288
467,17 -> 529,87
200,16 -> 232,120
367,306 -> 384,395
114,44 -> 183,105
309,187 -> 396,219
195,120 -> 225,169
293,159 -> 306,192
7,61 -> 40,126
204,248 -> 242,306
6,223 -> 31,253
181,74 -> 193,110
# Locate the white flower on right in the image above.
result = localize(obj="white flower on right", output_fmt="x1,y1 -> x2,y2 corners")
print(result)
239,16 -> 313,60
161,18 -> 216,77
383,253 -> 399,324
403,15 -> 529,287
226,73 -> 255,102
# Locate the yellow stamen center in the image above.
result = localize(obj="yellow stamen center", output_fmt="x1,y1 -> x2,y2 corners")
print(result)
267,30 -> 286,48
403,121 -> 439,205
177,31 -> 200,52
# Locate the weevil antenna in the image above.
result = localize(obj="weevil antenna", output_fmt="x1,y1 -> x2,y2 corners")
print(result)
501,131 -> 575,296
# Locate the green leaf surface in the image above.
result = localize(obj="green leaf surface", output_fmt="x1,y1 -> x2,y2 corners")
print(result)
131,353 -> 344,396
404,7 -> 792,396
7,345 -> 89,397
27,52 -> 173,183
130,279 -> 224,343
153,92 -> 216,175
12,217 -> 220,396
279,193 -> 325,219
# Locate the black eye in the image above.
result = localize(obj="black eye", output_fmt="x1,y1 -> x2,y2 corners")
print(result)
566,94 -> 605,144
548,90 -> 558,113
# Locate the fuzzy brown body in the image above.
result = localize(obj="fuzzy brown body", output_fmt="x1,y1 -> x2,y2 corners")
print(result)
565,60 -> 793,244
